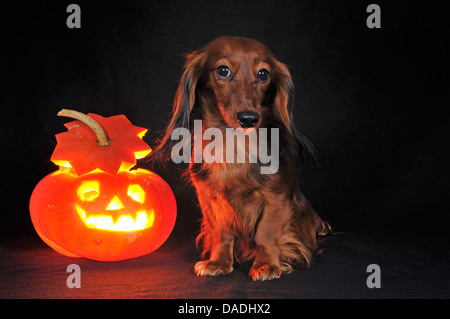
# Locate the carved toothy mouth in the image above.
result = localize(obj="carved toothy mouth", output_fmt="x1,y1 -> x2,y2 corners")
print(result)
75,205 -> 155,231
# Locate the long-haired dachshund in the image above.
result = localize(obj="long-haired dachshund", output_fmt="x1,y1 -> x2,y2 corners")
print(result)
153,36 -> 330,280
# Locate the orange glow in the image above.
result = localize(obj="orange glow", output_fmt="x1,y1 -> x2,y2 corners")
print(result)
31,168 -> 176,261
77,181 -> 100,201
118,161 -> 135,173
75,206 -> 155,231
135,149 -> 151,159
74,177 -> 155,231
106,196 -> 125,210
30,111 -> 176,261
135,129 -> 151,159
53,160 -> 72,168
127,184 -> 146,203
137,129 -> 147,139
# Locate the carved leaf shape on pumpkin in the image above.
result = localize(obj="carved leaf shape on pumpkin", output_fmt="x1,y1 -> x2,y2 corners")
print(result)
51,113 -> 151,176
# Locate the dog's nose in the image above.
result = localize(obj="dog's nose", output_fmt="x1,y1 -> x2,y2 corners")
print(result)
237,111 -> 259,128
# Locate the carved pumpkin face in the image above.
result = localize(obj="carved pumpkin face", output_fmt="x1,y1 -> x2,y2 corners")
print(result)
75,179 -> 155,232
30,169 -> 176,261
29,111 -> 177,261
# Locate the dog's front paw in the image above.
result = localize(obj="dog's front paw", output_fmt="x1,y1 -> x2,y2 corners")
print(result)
195,260 -> 234,277
249,263 -> 281,281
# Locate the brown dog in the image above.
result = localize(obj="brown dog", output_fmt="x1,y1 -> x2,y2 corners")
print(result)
153,36 -> 330,280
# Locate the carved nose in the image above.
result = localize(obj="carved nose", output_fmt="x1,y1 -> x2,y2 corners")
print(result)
237,111 -> 259,128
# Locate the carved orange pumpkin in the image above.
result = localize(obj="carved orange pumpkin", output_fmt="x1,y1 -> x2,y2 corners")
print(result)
30,110 -> 176,261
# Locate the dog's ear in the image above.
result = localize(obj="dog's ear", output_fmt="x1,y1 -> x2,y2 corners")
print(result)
272,60 -> 318,167
152,51 -> 207,162
272,60 -> 295,133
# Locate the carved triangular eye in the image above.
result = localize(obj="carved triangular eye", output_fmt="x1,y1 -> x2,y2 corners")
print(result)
127,184 -> 146,203
77,181 -> 100,201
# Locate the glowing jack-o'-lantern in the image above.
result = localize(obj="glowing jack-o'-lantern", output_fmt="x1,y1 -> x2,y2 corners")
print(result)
75,180 -> 155,232
30,110 -> 176,261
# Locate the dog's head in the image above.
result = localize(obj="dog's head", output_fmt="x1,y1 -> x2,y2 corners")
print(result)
153,36 -> 316,166
197,36 -> 293,130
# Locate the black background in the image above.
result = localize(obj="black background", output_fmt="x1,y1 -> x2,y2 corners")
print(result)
1,0 -> 449,298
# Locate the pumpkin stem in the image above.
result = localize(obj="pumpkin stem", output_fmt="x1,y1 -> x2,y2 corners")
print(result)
57,109 -> 110,146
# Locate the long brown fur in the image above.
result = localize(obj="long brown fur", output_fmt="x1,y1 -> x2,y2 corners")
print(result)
153,36 -> 330,280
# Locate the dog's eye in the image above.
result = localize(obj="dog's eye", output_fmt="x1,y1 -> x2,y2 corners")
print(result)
217,65 -> 231,78
256,69 -> 270,82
